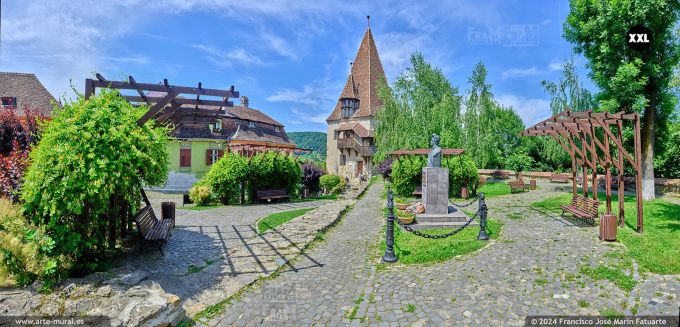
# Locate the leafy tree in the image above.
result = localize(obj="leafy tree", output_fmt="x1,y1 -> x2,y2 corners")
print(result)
656,121 -> 680,178
390,155 -> 478,197
21,89 -> 169,271
287,132 -> 326,161
564,0 -> 680,199
202,152 -> 249,204
301,162 -> 323,192
375,52 -> 463,161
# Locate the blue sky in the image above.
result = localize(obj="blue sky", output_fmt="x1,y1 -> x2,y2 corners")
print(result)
1,0 -> 596,132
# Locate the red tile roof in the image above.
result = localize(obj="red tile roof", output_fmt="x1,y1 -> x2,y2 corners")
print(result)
0,72 -> 58,115
336,122 -> 373,138
327,27 -> 386,121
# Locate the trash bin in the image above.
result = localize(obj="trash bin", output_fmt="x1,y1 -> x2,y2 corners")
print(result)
161,202 -> 176,227
530,180 -> 537,190
599,214 -> 617,241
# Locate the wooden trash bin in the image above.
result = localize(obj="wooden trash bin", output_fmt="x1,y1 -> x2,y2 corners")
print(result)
530,180 -> 537,190
599,214 -> 617,241
161,202 -> 176,227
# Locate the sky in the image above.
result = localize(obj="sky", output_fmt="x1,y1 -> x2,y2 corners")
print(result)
0,0 -> 597,132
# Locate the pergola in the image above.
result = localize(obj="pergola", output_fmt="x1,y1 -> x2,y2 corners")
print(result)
521,109 -> 644,232
229,144 -> 312,159
85,73 -> 240,126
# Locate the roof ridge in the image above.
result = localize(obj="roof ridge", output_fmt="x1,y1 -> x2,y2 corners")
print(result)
0,72 -> 38,76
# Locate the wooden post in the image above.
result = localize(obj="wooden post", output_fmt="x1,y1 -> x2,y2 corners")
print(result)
571,156 -> 577,197
589,126 -> 598,201
633,114 -> 644,233
603,128 -> 612,214
84,79 -> 95,99
580,134 -> 589,198
617,121 -> 625,227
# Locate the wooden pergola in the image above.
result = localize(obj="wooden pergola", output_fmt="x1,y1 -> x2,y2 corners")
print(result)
229,144 -> 312,159
85,73 -> 240,126
521,109 -> 644,232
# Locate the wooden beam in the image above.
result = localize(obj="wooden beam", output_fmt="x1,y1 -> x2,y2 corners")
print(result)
122,96 -> 233,107
91,79 -> 239,98
137,91 -> 177,126
592,116 -> 638,170
129,76 -> 149,105
617,120 -> 625,226
85,79 -> 95,99
633,113 -> 643,233
155,102 -> 183,124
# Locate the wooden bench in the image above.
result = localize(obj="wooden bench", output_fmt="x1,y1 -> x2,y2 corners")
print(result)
560,195 -> 600,225
550,173 -> 571,183
509,180 -> 529,193
255,188 -> 290,202
412,186 -> 422,197
134,206 -> 172,256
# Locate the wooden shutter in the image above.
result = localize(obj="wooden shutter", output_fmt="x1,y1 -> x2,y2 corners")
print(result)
206,149 -> 212,165
180,149 -> 191,167
217,150 -> 224,159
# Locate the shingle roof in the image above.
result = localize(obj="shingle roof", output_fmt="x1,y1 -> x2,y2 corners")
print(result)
0,72 -> 58,115
327,27 -> 386,121
225,106 -> 283,127
336,122 -> 373,138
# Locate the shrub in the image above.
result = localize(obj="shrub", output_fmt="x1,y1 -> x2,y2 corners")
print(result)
202,152 -> 249,204
319,174 -> 342,194
0,106 -> 47,202
250,152 -> 302,197
189,185 -> 215,206
330,177 -> 347,194
21,89 -> 169,273
390,155 -> 478,197
301,162 -> 323,192
0,198 -> 67,289
506,152 -> 534,177
377,159 -> 393,180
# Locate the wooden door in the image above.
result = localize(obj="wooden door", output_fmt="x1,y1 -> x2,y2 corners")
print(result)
356,161 -> 363,177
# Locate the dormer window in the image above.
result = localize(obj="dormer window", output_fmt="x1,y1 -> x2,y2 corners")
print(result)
1,97 -> 16,109
214,119 -> 222,131
340,98 -> 359,117
275,126 -> 281,132
248,121 -> 255,128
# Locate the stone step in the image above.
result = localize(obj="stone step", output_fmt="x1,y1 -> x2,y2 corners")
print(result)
416,213 -> 469,223
403,220 -> 478,230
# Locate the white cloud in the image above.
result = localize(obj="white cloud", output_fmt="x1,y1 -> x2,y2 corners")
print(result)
267,80 -> 340,107
496,93 -> 551,127
501,67 -> 542,79
260,30 -> 299,60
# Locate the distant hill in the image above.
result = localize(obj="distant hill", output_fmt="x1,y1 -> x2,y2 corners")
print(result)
288,132 -> 326,161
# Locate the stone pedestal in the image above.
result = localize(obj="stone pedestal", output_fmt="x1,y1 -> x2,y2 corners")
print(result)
422,167 -> 449,214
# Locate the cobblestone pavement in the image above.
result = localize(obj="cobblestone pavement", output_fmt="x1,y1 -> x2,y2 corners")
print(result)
213,181 -> 679,326
98,195 -> 336,315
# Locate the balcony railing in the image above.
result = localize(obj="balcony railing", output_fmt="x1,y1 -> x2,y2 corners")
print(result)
337,138 -> 375,156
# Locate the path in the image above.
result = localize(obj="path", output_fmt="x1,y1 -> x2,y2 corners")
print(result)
212,181 -> 679,326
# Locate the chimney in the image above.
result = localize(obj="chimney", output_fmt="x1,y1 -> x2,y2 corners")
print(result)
240,96 -> 249,108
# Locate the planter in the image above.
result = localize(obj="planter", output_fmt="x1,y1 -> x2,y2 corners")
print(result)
396,203 -> 409,210
397,214 -> 415,225
460,187 -> 469,199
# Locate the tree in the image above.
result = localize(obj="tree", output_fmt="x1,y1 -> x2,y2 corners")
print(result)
374,53 -> 463,162
564,0 -> 680,200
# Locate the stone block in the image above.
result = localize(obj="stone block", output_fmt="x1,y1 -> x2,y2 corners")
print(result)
422,167 -> 449,215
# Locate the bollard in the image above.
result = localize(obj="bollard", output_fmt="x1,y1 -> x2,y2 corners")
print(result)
382,185 -> 398,263
477,192 -> 489,240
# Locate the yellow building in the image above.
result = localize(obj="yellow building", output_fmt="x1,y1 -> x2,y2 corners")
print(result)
326,23 -> 386,179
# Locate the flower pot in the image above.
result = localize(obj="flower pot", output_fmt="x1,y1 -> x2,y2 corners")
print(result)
397,215 -> 415,225
460,187 -> 469,199
396,203 -> 408,210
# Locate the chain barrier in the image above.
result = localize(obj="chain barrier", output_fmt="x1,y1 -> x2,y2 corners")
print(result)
395,209 -> 479,239
448,196 -> 478,208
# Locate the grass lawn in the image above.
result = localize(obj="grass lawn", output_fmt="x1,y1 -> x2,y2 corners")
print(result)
476,181 -> 512,199
531,192 -> 680,274
257,207 -> 315,234
379,216 -> 502,264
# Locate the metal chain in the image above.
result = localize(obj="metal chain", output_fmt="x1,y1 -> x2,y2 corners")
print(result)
394,209 -> 479,239
448,196 -> 478,208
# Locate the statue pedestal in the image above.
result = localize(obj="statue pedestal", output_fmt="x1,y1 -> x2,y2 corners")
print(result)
422,167 -> 449,214
412,167 -> 474,230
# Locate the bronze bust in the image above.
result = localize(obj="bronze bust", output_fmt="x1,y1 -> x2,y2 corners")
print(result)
428,134 -> 442,167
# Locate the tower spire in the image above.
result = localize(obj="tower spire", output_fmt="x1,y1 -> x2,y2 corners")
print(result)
367,15 -> 370,29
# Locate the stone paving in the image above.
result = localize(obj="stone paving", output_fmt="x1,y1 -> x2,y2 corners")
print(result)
211,181 -> 680,326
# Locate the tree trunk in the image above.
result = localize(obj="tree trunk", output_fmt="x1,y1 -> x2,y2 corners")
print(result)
640,90 -> 657,201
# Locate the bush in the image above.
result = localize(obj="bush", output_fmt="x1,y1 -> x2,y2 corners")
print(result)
189,185 -> 215,206
0,106 -> 47,202
506,152 -> 534,177
201,151 -> 302,203
330,177 -> 347,194
319,174 -> 342,194
21,89 -> 169,274
390,155 -> 478,197
301,162 -> 323,192
202,153 -> 249,204
0,199 -> 67,289
377,159 -> 393,180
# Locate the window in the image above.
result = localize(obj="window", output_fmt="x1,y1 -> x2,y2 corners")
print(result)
275,126 -> 280,132
1,97 -> 16,109
180,148 -> 191,168
340,154 -> 347,166
214,119 -> 222,131
206,149 -> 223,165
248,121 -> 255,128
341,98 -> 359,117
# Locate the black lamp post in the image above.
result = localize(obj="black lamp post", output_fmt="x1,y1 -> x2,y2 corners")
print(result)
382,185 -> 398,263
477,192 -> 489,240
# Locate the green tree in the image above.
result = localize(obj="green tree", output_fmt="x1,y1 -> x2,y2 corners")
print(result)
374,53 -> 463,161
564,0 -> 680,199
21,89 -> 169,269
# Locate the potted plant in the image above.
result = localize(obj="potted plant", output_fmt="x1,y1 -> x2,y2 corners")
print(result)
395,197 -> 409,210
397,210 -> 415,225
